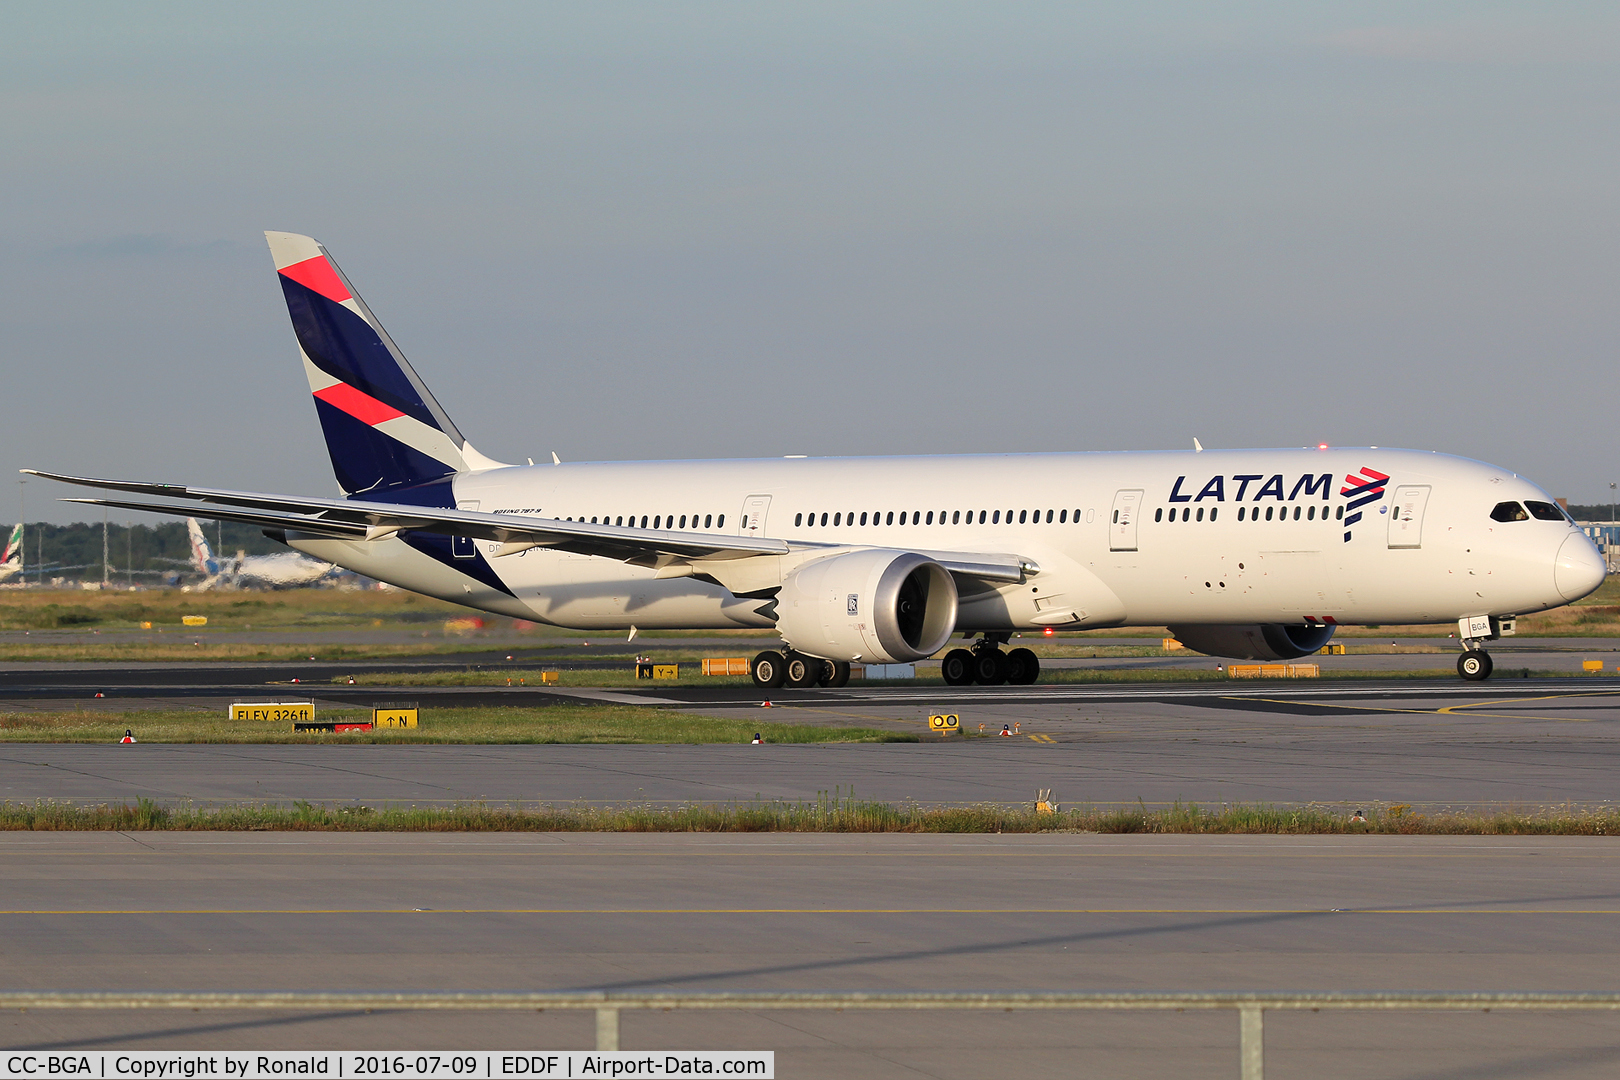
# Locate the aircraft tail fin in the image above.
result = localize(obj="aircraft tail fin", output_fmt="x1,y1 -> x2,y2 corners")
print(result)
0,523 -> 20,573
264,232 -> 509,496
186,518 -> 219,576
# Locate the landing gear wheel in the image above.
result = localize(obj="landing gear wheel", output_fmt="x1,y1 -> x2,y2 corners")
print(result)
817,660 -> 851,688
941,649 -> 976,686
1458,650 -> 1493,681
972,649 -> 1008,686
784,652 -> 821,688
1005,647 -> 1040,685
752,650 -> 787,688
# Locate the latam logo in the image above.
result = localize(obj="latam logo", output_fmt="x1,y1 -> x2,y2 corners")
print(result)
1341,466 -> 1390,543
1167,473 -> 1332,503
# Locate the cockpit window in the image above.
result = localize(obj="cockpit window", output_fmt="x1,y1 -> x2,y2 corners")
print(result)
1490,501 -> 1529,522
1525,500 -> 1567,522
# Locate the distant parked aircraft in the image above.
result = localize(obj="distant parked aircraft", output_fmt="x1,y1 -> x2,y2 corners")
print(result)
0,523 -> 20,582
186,517 -> 336,589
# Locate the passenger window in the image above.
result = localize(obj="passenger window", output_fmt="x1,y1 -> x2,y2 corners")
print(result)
1265,507 -> 1274,521
979,510 -> 987,524
953,511 -> 961,524
1210,507 -> 1218,521
819,513 -> 827,526
1238,507 -> 1245,521
1155,508 -> 1163,522
717,514 -> 725,527
1307,506 -> 1314,521
795,513 -> 802,527
994,510 -> 1002,524
1195,507 -> 1203,522
1293,506 -> 1301,521
704,514 -> 712,528
833,513 -> 840,526
1525,501 -> 1564,521
1334,506 -> 1341,521
925,511 -> 934,525
1491,501 -> 1530,522
886,512 -> 894,525
1018,510 -> 1027,524
1059,510 -> 1067,523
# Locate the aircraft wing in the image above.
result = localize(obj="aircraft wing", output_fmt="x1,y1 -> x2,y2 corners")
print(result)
28,470 -> 1030,583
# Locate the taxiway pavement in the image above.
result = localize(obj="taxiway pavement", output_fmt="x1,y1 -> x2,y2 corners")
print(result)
2,832 -> 1617,1077
3,679 -> 1618,809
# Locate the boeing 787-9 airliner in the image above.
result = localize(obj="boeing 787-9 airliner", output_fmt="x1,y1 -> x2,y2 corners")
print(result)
26,233 -> 1606,685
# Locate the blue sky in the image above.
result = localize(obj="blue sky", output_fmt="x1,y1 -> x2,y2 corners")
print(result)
4,3 -> 1619,522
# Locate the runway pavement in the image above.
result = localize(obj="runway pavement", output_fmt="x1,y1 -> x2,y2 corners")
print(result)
2,832 -> 1617,1077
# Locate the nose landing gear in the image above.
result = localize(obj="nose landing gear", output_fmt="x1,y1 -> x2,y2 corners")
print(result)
1455,616 -> 1505,681
1458,650 -> 1493,681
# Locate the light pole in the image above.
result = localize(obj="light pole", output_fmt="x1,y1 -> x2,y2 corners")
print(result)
16,479 -> 23,588
1609,482 -> 1615,523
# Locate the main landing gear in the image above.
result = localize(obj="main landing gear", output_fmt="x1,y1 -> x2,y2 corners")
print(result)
751,650 -> 851,689
941,635 -> 1040,686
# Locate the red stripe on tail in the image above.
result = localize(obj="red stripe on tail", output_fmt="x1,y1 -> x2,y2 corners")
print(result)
280,255 -> 352,303
313,381 -> 404,426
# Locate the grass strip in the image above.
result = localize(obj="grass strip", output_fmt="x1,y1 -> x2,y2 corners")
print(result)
1,797 -> 1615,834
0,707 -> 915,745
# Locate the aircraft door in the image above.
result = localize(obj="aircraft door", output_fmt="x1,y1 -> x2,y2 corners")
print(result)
453,500 -> 479,558
1109,489 -> 1143,552
1387,486 -> 1430,549
739,494 -> 772,537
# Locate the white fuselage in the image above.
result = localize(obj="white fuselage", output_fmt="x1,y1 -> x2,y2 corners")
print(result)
286,447 -> 1605,637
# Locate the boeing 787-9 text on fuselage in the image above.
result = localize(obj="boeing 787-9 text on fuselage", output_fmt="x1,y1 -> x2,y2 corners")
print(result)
26,232 -> 1606,684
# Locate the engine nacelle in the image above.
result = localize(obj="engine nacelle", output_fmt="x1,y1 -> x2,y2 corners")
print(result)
1167,623 -> 1336,661
776,550 -> 958,664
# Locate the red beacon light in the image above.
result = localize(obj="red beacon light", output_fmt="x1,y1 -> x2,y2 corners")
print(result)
1043,627 -> 1055,636
1317,443 -> 1329,450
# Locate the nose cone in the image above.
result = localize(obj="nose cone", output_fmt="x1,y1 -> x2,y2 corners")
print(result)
1555,534 -> 1606,602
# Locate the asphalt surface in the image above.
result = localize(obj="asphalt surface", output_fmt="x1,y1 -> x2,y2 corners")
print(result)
4,659 -> 1619,1076
3,679 -> 1620,809
3,832 -> 1617,1078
